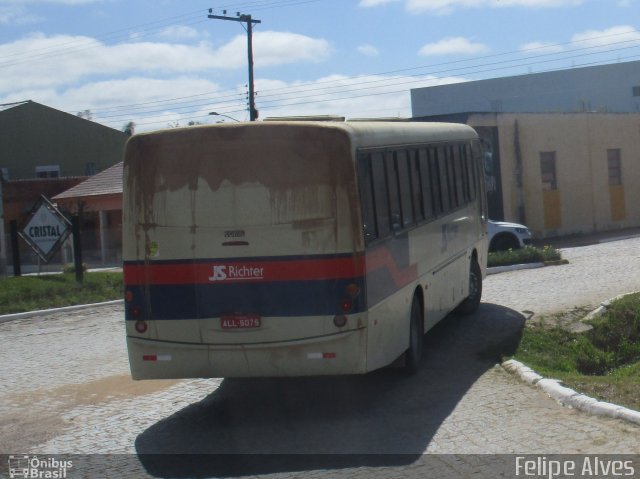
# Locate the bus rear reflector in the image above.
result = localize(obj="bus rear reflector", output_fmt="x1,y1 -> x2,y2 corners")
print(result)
135,320 -> 148,333
307,352 -> 336,359
333,315 -> 347,327
143,354 -> 172,362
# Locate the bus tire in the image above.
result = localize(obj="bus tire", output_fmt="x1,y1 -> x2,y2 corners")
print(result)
404,295 -> 424,374
457,258 -> 482,315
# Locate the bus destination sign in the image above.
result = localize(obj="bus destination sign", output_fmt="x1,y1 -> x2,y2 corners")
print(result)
20,196 -> 72,262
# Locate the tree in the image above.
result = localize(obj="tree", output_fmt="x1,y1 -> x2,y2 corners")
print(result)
123,121 -> 135,137
76,109 -> 93,121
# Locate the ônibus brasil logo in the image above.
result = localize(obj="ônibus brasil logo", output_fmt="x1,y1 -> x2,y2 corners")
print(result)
8,455 -> 73,478
208,264 -> 264,282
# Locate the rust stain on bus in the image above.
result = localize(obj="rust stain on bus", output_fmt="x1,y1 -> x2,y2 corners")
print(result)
124,122 -> 362,250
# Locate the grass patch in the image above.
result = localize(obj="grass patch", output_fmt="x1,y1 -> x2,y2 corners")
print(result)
0,272 -> 123,314
488,245 -> 562,268
511,293 -> 640,411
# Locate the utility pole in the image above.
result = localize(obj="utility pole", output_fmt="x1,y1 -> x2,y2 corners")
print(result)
208,10 -> 261,121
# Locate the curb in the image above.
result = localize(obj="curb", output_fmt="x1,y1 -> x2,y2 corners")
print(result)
599,233 -> 640,244
487,262 -> 544,275
582,292 -> 639,322
502,359 -> 640,426
0,300 -> 124,324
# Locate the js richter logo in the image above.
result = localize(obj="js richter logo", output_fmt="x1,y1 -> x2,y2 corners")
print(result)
208,264 -> 265,282
8,455 -> 73,478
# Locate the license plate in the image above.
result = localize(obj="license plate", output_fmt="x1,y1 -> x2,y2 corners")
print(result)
220,314 -> 262,329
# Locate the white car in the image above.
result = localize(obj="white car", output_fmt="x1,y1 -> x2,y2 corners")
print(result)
488,220 -> 532,252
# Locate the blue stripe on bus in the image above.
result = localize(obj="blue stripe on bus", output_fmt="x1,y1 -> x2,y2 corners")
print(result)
125,278 -> 366,320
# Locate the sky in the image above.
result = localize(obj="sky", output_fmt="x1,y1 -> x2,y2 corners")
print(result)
1,0 -> 639,132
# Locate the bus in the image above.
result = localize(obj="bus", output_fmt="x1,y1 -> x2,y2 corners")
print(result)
123,120 -> 488,379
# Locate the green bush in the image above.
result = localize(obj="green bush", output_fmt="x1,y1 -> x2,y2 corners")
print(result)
515,293 -> 640,377
488,245 -> 562,267
586,294 -> 640,368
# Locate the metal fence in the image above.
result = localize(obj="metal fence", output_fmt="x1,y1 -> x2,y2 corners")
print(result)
3,226 -> 122,275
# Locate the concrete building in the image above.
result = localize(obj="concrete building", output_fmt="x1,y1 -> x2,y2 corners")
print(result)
54,162 -> 123,265
0,100 -> 127,272
411,61 -> 640,238
411,60 -> 640,117
465,113 -> 640,238
0,100 -> 127,180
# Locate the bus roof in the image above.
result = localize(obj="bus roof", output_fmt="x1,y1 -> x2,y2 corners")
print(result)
132,121 -> 477,151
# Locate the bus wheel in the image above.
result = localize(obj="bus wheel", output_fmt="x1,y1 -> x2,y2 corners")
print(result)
457,259 -> 482,315
404,295 -> 424,374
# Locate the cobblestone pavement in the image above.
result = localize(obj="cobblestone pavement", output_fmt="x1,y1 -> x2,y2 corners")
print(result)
483,236 -> 640,317
1,238 -> 639,478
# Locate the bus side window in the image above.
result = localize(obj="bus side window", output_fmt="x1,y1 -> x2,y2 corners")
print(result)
445,145 -> 460,209
428,147 -> 444,216
371,153 -> 391,239
357,154 -> 377,243
418,148 -> 435,220
453,144 -> 466,207
464,143 -> 476,201
436,147 -> 451,214
385,152 -> 402,232
411,150 -> 425,222
396,150 -> 414,229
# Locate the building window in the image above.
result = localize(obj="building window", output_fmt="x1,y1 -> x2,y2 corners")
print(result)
540,152 -> 557,190
607,149 -> 622,185
85,162 -> 96,176
0,168 -> 8,180
35,165 -> 60,178
633,86 -> 640,97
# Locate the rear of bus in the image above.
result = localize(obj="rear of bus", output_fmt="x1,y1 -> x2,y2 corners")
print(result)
123,123 -> 368,379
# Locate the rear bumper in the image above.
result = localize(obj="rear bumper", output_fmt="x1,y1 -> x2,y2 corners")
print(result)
127,329 -> 368,379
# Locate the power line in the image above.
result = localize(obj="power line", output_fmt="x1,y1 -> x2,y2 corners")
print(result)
101,53 -> 640,129
75,26 -> 640,119
0,0 -> 323,69
93,38 -> 640,126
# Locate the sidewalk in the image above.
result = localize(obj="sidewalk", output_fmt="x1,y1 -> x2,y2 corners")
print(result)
532,226 -> 640,249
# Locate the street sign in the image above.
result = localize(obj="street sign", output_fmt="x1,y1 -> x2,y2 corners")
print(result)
19,196 -> 71,262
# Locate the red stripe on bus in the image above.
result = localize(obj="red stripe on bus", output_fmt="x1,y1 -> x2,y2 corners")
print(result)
124,256 -> 366,286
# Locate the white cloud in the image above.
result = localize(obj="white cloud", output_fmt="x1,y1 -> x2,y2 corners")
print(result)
357,44 -> 380,56
254,31 -> 331,67
0,31 -> 331,94
158,25 -> 201,40
199,31 -> 330,69
571,25 -> 640,49
405,0 -> 583,14
1,72 -> 469,132
419,37 -> 489,56
0,4 -> 41,24
358,0 -> 401,6
253,73 -> 467,121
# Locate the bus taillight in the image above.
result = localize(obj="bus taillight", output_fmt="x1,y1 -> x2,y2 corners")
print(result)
340,299 -> 352,312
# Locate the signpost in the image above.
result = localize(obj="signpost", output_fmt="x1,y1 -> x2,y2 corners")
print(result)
19,196 -> 71,263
